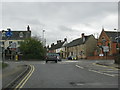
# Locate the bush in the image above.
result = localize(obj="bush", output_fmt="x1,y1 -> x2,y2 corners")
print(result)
20,37 -> 46,60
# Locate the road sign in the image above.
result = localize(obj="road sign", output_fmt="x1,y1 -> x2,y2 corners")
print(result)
102,46 -> 109,52
6,29 -> 12,37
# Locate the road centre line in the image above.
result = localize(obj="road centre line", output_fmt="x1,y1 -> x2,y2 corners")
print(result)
76,65 -> 84,69
14,65 -> 35,90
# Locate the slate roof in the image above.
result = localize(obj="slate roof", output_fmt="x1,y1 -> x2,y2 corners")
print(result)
49,41 -> 65,50
2,31 -> 31,40
0,31 -> 2,40
65,35 -> 92,47
105,31 -> 120,42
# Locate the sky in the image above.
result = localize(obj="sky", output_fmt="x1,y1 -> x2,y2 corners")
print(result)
0,0 -> 119,46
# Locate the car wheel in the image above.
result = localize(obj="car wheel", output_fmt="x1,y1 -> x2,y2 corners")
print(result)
46,61 -> 48,63
55,61 -> 57,63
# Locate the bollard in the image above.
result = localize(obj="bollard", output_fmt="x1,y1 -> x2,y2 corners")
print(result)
15,55 -> 18,61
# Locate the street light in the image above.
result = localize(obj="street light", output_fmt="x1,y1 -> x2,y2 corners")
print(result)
42,30 -> 46,47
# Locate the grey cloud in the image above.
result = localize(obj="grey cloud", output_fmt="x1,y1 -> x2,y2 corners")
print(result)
58,25 -> 76,32
1,2 -> 118,45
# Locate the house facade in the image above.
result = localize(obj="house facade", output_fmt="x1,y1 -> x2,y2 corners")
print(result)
48,38 -> 67,58
65,33 -> 97,59
94,29 -> 120,57
0,26 -> 31,59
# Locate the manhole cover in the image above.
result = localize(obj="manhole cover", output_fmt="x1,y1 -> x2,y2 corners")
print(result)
69,82 -> 85,86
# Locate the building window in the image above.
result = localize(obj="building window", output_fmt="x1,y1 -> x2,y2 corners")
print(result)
19,32 -> 24,38
9,41 -> 12,45
2,31 -> 6,37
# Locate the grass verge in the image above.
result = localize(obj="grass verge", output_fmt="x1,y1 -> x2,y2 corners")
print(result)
0,62 -> 8,69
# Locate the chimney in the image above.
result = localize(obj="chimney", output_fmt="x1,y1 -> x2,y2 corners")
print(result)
27,25 -> 30,31
51,43 -> 54,47
57,40 -> 61,44
81,33 -> 85,38
81,33 -> 85,43
64,38 -> 67,42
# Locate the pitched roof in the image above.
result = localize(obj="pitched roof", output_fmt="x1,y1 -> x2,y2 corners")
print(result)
2,31 -> 31,40
49,41 -> 65,50
105,31 -> 120,42
65,35 -> 92,47
0,31 -> 2,40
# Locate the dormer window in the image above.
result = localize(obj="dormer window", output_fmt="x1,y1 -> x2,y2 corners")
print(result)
19,32 -> 23,38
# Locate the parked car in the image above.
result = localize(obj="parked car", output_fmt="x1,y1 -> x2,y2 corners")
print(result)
67,56 -> 72,60
46,53 -> 61,63
67,56 -> 77,60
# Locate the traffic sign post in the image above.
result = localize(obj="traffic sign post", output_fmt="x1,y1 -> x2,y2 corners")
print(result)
102,46 -> 109,60
2,29 -> 12,61
6,29 -> 12,37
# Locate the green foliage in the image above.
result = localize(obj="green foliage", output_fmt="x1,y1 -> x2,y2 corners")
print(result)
20,37 -> 46,60
2,62 -> 8,69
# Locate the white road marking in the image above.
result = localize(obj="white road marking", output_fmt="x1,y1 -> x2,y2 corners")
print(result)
88,69 -> 115,77
75,65 -> 84,69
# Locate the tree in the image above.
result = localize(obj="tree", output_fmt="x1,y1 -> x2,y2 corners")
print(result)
20,37 -> 46,60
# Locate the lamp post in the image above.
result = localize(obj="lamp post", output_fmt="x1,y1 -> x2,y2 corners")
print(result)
42,30 -> 46,47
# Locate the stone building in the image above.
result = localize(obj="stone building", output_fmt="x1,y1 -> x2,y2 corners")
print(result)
65,33 -> 97,59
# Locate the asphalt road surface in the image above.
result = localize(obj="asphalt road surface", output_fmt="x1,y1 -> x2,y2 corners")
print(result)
14,60 -> 118,88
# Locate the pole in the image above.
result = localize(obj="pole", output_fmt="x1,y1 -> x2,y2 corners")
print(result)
114,28 -> 119,54
43,30 -> 45,46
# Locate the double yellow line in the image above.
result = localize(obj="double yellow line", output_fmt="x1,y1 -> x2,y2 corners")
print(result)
14,65 -> 35,90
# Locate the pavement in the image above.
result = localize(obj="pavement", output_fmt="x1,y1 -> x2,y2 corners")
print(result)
2,61 -> 29,89
69,59 -> 119,69
94,60 -> 119,69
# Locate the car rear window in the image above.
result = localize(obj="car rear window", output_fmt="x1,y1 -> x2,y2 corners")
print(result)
47,53 -> 59,56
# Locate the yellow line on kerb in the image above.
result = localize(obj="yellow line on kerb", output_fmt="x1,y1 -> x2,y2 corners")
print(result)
93,63 -> 119,70
14,65 -> 35,90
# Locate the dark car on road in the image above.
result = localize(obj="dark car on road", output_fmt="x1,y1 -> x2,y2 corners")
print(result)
46,53 -> 61,63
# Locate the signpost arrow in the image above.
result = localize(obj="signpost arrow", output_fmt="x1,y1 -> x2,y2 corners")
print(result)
6,28 -> 12,37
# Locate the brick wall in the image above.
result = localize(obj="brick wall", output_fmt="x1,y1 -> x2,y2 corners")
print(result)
87,56 -> 114,60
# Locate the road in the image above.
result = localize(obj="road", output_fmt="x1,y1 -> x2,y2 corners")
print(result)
11,60 -> 119,89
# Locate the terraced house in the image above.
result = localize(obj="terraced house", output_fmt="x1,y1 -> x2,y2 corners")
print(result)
48,38 -> 68,58
65,33 -> 97,59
